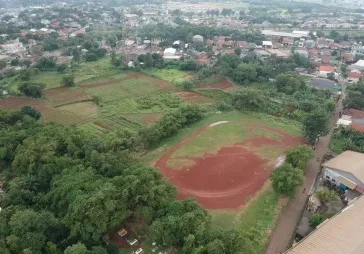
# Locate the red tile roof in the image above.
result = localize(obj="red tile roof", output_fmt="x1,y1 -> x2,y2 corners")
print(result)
348,71 -> 362,79
319,65 -> 336,72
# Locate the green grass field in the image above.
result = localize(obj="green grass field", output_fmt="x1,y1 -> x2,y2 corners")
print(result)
171,122 -> 250,157
143,110 -> 302,164
142,69 -> 193,84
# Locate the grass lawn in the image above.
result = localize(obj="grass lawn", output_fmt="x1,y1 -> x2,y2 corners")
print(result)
85,78 -> 159,103
73,56 -> 121,83
142,110 -> 302,164
142,69 -> 193,84
210,184 -> 286,254
32,71 -> 63,89
171,122 -> 251,158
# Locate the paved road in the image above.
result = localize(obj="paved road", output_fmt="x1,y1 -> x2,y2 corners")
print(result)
266,87 -> 344,254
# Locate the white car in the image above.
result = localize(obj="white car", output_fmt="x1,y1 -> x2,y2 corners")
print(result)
133,248 -> 143,254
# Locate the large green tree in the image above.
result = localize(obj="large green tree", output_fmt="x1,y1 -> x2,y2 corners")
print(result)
303,110 -> 331,143
270,163 -> 304,197
285,145 -> 314,170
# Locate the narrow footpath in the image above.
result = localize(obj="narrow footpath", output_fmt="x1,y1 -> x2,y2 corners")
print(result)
266,87 -> 344,254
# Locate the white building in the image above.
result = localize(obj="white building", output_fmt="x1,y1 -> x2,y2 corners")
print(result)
163,47 -> 180,60
323,151 -> 364,193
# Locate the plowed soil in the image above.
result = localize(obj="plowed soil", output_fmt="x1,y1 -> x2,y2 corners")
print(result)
155,121 -> 302,209
197,79 -> 237,92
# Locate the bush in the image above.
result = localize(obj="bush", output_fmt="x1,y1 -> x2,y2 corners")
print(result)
316,187 -> 339,202
310,214 -> 325,228
62,75 -> 75,87
139,104 -> 204,148
176,80 -> 195,90
57,64 -> 67,73
21,106 -> 41,120
216,101 -> 233,111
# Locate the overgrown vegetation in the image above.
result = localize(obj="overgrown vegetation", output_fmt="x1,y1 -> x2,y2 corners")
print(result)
330,126 -> 364,154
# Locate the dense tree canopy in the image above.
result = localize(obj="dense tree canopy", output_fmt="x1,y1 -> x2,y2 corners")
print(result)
270,163 -> 304,197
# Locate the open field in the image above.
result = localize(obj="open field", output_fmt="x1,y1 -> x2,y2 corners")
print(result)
142,69 -> 193,84
155,119 -> 302,209
148,110 -> 302,252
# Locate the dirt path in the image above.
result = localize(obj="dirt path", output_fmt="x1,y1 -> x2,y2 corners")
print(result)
266,85 -> 344,253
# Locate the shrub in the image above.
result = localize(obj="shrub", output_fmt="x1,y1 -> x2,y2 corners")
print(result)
310,214 -> 325,228
270,163 -> 304,197
316,187 -> 339,202
62,75 -> 75,87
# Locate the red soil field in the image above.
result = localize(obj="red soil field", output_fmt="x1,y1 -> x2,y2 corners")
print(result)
0,96 -> 48,110
155,122 -> 302,209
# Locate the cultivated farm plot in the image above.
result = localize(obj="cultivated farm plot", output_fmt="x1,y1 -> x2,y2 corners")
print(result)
142,69 -> 193,84
85,79 -> 159,103
31,71 -> 64,89
0,96 -> 93,125
45,87 -> 91,107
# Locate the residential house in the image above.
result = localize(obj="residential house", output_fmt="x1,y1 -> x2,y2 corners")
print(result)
318,65 -> 337,78
285,194 -> 364,254
236,40 -> 248,48
342,53 -> 355,63
163,47 -> 180,60
282,37 -> 294,47
347,70 -> 362,84
323,151 -> 364,193
348,59 -> 364,71
317,38 -> 329,49
338,108 -> 364,132
262,41 -> 273,48
294,49 -> 309,58
254,49 -> 271,60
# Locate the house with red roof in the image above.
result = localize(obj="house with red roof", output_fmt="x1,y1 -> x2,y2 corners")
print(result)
348,70 -> 362,83
318,64 -> 337,78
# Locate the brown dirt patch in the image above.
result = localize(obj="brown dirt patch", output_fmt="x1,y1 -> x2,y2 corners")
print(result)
175,92 -> 215,104
197,79 -> 238,92
79,75 -> 133,88
130,72 -> 177,90
142,113 -> 163,124
155,122 -> 303,209
45,87 -> 91,107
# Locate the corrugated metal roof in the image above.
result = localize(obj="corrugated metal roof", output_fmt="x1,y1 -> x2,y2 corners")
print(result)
324,151 -> 364,184
286,195 -> 364,254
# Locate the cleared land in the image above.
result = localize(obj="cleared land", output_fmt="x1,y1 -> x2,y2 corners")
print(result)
155,120 -> 302,209
142,69 -> 193,84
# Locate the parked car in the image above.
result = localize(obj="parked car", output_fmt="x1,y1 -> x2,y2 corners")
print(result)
132,248 -> 143,254
117,228 -> 127,237
126,237 -> 138,246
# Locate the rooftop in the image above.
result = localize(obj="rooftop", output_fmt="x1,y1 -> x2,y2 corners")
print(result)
319,65 -> 336,72
324,151 -> 364,184
286,195 -> 364,254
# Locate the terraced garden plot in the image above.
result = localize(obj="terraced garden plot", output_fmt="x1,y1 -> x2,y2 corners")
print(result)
45,87 -> 91,107
85,79 -> 159,103
142,69 -> 193,84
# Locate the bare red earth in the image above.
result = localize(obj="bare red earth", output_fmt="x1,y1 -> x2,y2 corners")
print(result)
197,79 -> 237,91
155,122 -> 302,209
